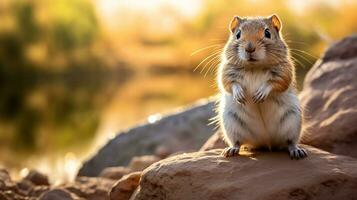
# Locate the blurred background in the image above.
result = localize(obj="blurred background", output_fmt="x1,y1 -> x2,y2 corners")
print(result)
0,0 -> 356,183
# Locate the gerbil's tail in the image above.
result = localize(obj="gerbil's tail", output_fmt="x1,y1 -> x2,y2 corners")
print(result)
299,103 -> 314,144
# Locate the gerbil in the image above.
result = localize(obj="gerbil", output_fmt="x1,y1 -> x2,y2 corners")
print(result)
217,14 -> 307,159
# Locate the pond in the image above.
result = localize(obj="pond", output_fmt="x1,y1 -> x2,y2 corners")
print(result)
0,67 -> 217,182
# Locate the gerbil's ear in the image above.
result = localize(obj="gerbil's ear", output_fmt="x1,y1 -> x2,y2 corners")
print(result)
269,14 -> 282,32
229,16 -> 242,34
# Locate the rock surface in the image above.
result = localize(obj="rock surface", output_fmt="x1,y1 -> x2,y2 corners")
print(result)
61,177 -> 115,200
109,172 -> 141,200
79,99 -> 216,177
39,189 -> 81,200
24,170 -> 50,186
0,169 -> 116,200
300,34 -> 357,158
133,147 -> 357,200
99,155 -> 161,181
0,169 -> 50,200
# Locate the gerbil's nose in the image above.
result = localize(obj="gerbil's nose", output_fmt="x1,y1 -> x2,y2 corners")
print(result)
245,43 -> 256,53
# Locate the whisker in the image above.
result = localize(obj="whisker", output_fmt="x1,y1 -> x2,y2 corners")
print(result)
208,38 -> 227,42
205,56 -> 222,77
291,56 -> 306,68
290,48 -> 318,59
269,52 -> 289,65
285,40 -> 309,46
194,49 -> 223,73
290,52 -> 314,65
204,53 -> 220,70
202,54 -> 221,76
190,44 -> 224,56
268,50 -> 306,68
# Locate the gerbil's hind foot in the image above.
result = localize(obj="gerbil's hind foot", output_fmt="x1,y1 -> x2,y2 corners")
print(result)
288,145 -> 308,160
222,147 -> 240,157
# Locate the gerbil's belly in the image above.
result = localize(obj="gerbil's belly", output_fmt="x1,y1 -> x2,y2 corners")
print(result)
241,70 -> 270,100
237,70 -> 284,147
238,99 -> 286,148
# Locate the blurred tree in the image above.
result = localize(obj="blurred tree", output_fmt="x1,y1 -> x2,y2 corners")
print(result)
0,0 -> 118,153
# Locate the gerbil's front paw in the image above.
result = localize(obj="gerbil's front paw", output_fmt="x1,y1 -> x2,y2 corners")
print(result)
222,147 -> 240,157
288,146 -> 308,160
232,84 -> 246,105
253,84 -> 272,103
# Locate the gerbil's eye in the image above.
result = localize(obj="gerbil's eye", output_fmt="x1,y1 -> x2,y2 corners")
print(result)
236,30 -> 241,40
264,28 -> 271,39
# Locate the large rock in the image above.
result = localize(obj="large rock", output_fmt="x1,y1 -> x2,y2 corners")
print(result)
300,35 -> 357,158
133,147 -> 357,200
0,169 -> 10,183
320,34 -> 357,62
79,99 -> 216,177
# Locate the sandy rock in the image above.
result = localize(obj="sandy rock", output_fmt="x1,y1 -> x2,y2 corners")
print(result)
128,155 -> 161,172
79,99 -> 216,176
0,169 -> 10,182
0,192 -> 8,200
39,189 -> 80,200
16,179 -> 33,192
28,185 -> 50,197
321,34 -> 357,62
200,131 -> 226,151
0,191 -> 24,200
0,169 -> 21,200
0,169 -> 13,192
99,155 -> 160,181
0,169 -> 49,199
133,147 -> 357,200
99,167 -> 131,180
24,170 -> 49,186
15,179 -> 35,197
0,170 -> 12,196
300,35 -> 357,158
61,176 -> 114,200
109,172 -> 141,200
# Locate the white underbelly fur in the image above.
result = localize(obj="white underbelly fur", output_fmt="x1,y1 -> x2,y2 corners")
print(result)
219,70 -> 301,148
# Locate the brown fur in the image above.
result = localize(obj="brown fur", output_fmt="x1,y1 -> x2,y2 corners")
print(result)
219,14 -> 295,95
218,15 -> 306,159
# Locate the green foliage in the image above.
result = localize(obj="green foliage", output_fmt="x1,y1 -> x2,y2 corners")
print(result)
48,0 -> 98,51
0,0 -> 111,154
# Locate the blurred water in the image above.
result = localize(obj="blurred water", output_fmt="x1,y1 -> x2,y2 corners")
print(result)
0,68 -> 216,182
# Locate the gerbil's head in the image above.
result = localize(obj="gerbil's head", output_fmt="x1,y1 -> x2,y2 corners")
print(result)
224,14 -> 288,67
